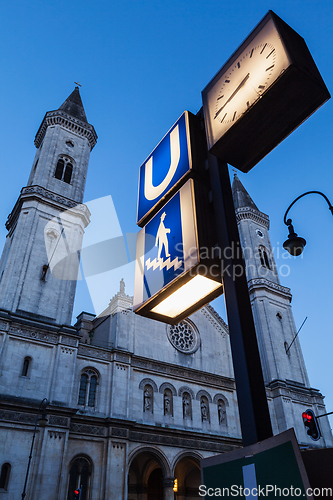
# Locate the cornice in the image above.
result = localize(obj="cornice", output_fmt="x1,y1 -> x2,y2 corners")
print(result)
6,185 -> 90,230
34,110 -> 97,150
235,207 -> 270,229
131,355 -> 235,390
248,278 -> 292,300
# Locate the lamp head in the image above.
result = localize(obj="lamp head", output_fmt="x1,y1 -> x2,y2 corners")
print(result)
38,400 -> 49,427
283,219 -> 306,256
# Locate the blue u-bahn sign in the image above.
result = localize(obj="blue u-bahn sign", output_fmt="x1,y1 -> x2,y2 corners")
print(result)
137,111 -> 194,227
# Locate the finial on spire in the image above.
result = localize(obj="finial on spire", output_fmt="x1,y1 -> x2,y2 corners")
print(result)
232,168 -> 238,178
74,81 -> 82,88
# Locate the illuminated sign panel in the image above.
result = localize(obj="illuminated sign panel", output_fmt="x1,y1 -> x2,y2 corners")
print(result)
137,111 -> 200,227
134,180 -> 222,324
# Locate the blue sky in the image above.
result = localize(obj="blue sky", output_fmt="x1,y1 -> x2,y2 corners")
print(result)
1,0 -> 333,428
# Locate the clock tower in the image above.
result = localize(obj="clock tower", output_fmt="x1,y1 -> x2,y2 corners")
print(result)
232,173 -> 332,445
0,87 -> 97,325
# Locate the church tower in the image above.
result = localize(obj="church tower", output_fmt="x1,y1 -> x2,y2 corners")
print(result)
232,174 -> 332,446
0,87 -> 97,325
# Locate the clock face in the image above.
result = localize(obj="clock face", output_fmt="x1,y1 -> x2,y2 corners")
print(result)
203,16 -> 291,150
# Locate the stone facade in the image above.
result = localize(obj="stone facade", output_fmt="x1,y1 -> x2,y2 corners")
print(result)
0,90 -> 332,500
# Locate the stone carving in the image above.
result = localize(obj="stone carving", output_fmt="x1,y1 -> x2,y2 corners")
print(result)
202,305 -> 228,337
49,416 -> 69,427
247,278 -> 291,297
61,336 -> 78,347
182,393 -> 191,419
111,427 -> 128,438
200,397 -> 209,422
0,321 -> 9,331
168,321 -> 199,354
235,207 -> 270,228
10,327 -> 58,343
128,430 -> 237,452
0,410 -> 36,424
144,387 -> 152,413
114,352 -> 131,364
78,345 -> 109,360
48,431 -> 65,439
196,390 -> 212,403
218,401 -> 227,425
164,389 -> 173,416
61,347 -> 74,355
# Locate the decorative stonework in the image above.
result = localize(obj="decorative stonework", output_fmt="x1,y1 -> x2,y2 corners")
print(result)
70,423 -> 106,436
48,431 -> 65,439
110,427 -> 128,438
201,306 -> 228,337
34,110 -> 97,150
132,358 -> 235,389
107,279 -> 133,315
48,416 -> 69,427
167,321 -> 199,354
0,409 -> 36,424
235,207 -> 270,229
61,347 -> 74,355
114,352 -> 131,364
9,327 -> 58,344
116,363 -> 128,370
78,345 -> 110,361
61,336 -> 78,347
0,321 -> 9,331
128,430 -> 238,453
248,278 -> 292,299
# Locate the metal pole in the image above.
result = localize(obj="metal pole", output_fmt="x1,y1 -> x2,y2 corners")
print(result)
21,398 -> 48,500
208,154 -> 273,446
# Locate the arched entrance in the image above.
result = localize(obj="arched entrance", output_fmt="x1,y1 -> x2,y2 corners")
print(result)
173,455 -> 201,499
128,448 -> 170,500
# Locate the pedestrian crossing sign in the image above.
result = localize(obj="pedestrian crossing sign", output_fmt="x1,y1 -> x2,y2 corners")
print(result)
134,180 -> 223,324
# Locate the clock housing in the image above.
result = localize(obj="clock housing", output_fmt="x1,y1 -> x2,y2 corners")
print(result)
202,11 -> 330,173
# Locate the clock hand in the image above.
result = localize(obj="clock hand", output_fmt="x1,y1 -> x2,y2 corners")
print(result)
214,73 -> 250,119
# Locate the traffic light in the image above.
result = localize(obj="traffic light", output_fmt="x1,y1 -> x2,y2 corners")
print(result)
302,409 -> 321,441
74,488 -> 81,500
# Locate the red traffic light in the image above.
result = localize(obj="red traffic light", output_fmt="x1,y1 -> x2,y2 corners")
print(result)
74,489 -> 80,500
302,411 -> 312,422
302,409 -> 320,441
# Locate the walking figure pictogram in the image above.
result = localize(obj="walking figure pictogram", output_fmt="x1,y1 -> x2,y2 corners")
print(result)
155,212 -> 170,260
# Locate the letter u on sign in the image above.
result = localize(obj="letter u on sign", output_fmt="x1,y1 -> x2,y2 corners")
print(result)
137,111 -> 193,227
144,125 -> 180,201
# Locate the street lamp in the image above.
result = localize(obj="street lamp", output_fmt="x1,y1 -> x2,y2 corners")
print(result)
283,191 -> 333,256
21,398 -> 49,500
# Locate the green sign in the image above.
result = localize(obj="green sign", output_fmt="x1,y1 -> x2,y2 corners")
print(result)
201,429 -> 313,498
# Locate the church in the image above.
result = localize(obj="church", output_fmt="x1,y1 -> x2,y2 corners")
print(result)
0,88 -> 332,500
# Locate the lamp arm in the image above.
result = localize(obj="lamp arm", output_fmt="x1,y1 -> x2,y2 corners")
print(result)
284,191 -> 333,226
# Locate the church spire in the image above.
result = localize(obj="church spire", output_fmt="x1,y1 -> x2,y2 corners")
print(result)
58,86 -> 87,123
232,172 -> 259,211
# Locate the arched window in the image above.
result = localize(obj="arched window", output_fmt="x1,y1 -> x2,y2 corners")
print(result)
258,246 -> 271,270
78,369 -> 99,408
54,156 -> 74,184
163,388 -> 173,416
182,392 -> 192,420
67,456 -> 92,500
200,396 -> 210,422
143,384 -> 153,413
0,463 -> 11,490
21,357 -> 31,377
